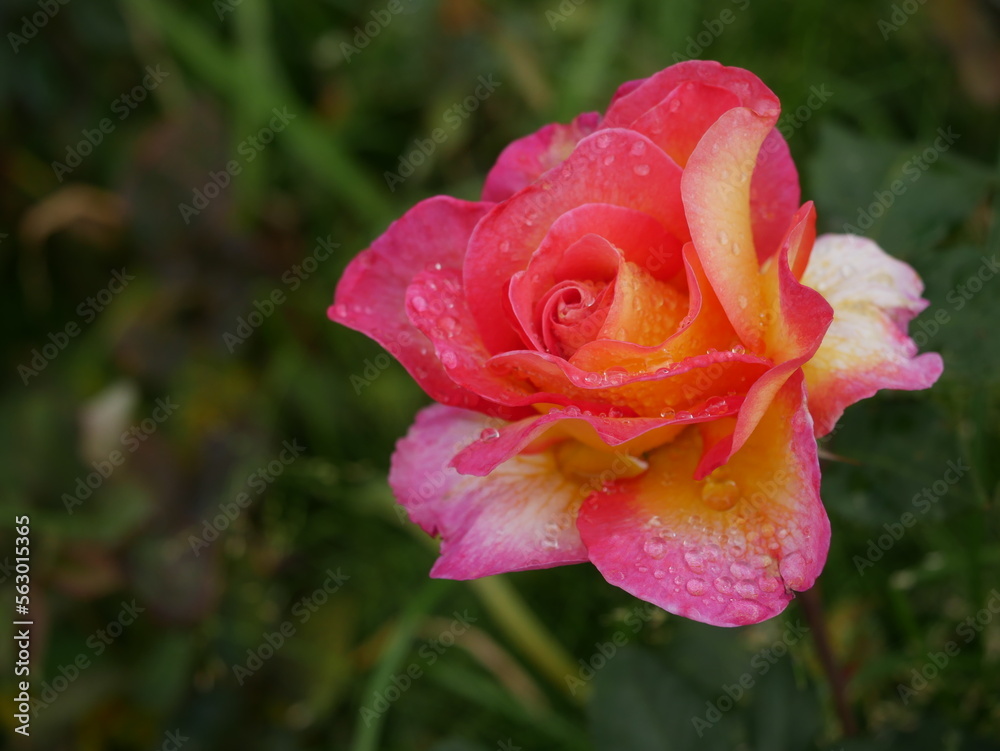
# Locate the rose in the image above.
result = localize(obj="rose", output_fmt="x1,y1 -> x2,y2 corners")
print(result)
330,61 -> 942,626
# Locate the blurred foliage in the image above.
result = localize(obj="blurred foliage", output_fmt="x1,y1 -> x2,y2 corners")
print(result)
0,0 -> 999,749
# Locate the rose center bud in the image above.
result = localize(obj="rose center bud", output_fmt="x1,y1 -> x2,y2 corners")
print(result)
539,279 -> 612,358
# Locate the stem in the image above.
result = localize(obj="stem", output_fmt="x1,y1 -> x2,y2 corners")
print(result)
470,576 -> 588,703
799,584 -> 857,737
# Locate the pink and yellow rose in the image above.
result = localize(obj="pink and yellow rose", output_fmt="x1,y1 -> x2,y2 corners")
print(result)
330,61 -> 942,626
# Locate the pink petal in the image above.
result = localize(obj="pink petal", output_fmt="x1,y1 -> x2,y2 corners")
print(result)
465,129 -> 687,353
800,234 -> 944,436
606,60 -> 799,264
451,399 -> 741,478
330,196 -> 502,413
577,372 -> 829,627
390,404 -> 589,578
695,206 -> 832,477
681,106 -> 777,350
603,60 -> 779,130
482,112 -> 601,202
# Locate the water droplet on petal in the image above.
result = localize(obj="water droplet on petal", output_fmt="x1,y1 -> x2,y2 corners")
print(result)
438,315 -> 457,333
479,427 -> 500,442
644,537 -> 667,559
714,576 -> 734,595
724,599 -> 766,624
441,350 -> 458,368
683,551 -> 705,572
633,163 -> 650,176
705,396 -> 728,415
731,242 -> 742,256
731,344 -> 746,355
702,478 -> 739,511
603,154 -> 615,166
730,562 -> 754,580
778,552 -> 807,589
718,230 -> 729,246
596,133 -> 612,148
669,98 -> 681,112
737,295 -> 749,310
659,408 -> 676,419
412,296 -> 428,312
630,140 -> 647,156
653,569 -> 666,580
499,241 -> 511,253
685,578 -> 707,596
735,581 -> 758,599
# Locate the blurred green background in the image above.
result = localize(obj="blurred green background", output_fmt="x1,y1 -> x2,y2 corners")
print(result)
2,0 -> 999,748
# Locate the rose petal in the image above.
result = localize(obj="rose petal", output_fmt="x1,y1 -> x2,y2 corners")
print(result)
466,129 -> 686,353
330,196 -> 502,413
390,404 -> 589,578
625,81 -> 742,167
451,403 -> 740,478
800,234 -> 944,436
695,206 -> 832,477
482,112 -> 601,202
577,372 -> 829,627
682,106 -> 776,349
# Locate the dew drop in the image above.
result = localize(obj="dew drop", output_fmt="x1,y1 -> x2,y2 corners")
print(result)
644,537 -> 667,559
730,562 -> 754,580
685,578 -> 707,596
441,350 -> 458,368
683,551 -> 705,572
778,552 -> 807,588
676,410 -> 693,420
653,569 -> 666,580
603,154 -> 615,166
630,140 -> 647,156
659,408 -> 676,419
718,230 -> 730,246
438,315 -> 458,333
669,98 -> 681,112
759,576 -> 780,593
735,581 -> 758,599
499,241 -> 511,253
731,242 -> 742,256
596,133 -> 612,149
332,303 -> 348,319
714,576 -> 734,595
731,344 -> 746,355
705,396 -> 728,415
412,296 -> 428,312
633,163 -> 651,176
479,427 -> 500,442
737,295 -> 749,310
701,478 -> 739,511
724,599 -> 765,624
584,372 -> 601,386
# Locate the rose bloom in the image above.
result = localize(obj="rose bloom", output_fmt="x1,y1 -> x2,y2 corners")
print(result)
330,61 -> 942,626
